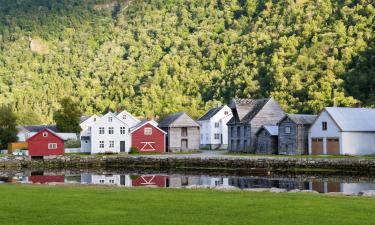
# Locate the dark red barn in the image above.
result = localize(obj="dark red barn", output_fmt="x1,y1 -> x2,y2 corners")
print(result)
27,128 -> 64,156
130,121 -> 166,153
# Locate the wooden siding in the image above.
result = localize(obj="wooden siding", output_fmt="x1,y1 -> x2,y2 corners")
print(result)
167,127 -> 200,152
255,129 -> 278,154
278,118 -> 309,155
170,113 -> 199,127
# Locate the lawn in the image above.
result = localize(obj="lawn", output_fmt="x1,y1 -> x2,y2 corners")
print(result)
0,185 -> 374,225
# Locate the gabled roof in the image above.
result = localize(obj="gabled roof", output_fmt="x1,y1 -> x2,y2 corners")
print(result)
129,120 -> 167,134
198,106 -> 224,121
116,110 -> 140,123
19,125 -> 59,133
255,125 -> 279,136
80,115 -> 91,123
228,98 -> 271,124
93,112 -> 129,127
279,114 -> 317,125
158,112 -> 199,128
27,128 -> 64,141
324,107 -> 375,132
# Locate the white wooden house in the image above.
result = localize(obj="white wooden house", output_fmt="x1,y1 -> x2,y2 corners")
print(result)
308,107 -> 375,155
80,115 -> 100,153
198,105 -> 233,150
115,110 -> 140,127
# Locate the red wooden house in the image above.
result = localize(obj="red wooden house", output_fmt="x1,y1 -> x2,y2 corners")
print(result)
130,120 -> 166,153
27,128 -> 64,156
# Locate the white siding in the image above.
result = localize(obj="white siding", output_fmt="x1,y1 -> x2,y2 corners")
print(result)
116,110 -> 140,127
309,110 -> 341,154
80,115 -> 100,153
341,132 -> 375,155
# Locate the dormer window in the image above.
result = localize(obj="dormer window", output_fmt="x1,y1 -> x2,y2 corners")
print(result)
123,115 -> 126,120
108,117 -> 113,122
43,132 -> 48,137
322,122 -> 327,131
224,111 -> 228,115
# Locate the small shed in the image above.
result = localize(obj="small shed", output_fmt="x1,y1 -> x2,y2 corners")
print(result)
130,120 -> 166,153
255,125 -> 278,154
27,128 -> 64,157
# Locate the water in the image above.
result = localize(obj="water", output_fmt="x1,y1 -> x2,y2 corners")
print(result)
1,170 -> 375,194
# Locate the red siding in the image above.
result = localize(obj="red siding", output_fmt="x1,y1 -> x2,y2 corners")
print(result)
132,175 -> 167,187
27,129 -> 64,156
131,123 -> 166,153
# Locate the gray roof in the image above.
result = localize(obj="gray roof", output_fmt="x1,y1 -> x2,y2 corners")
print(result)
325,107 -> 375,132
283,114 -> 317,125
80,115 -> 91,123
256,125 -> 279,136
21,125 -> 59,133
158,112 -> 185,127
228,98 -> 270,124
198,106 -> 224,121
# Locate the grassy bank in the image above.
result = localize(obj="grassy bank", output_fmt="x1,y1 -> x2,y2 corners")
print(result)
0,185 -> 374,225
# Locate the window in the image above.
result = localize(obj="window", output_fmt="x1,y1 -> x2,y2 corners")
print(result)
93,118 -> 96,122
144,128 -> 152,135
123,115 -> 126,120
201,134 -> 204,140
109,179 -> 115,184
322,122 -> 327,131
99,127 -> 104,134
231,127 -> 234,137
224,111 -> 229,115
99,141 -> 104,148
48,143 -> 57,149
181,127 -> 188,137
109,141 -> 114,148
214,133 -> 220,140
108,117 -> 113,122
244,126 -> 247,136
108,127 -> 114,134
99,179 -> 105,184
120,127 -> 126,134
88,126 -> 92,132
214,122 -> 219,128
42,132 -> 48,137
237,127 -> 240,136
285,126 -> 291,134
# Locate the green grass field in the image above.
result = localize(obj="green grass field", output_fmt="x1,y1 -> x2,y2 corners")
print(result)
0,185 -> 374,225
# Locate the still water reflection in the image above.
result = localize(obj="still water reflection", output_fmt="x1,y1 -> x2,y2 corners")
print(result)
2,171 -> 375,194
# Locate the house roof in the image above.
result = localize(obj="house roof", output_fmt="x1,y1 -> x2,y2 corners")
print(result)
129,120 -> 167,134
198,106 -> 224,121
228,98 -> 270,124
27,128 -> 64,141
20,125 -> 59,133
80,115 -> 91,123
281,114 -> 317,125
324,107 -> 375,132
256,125 -> 279,136
158,112 -> 184,127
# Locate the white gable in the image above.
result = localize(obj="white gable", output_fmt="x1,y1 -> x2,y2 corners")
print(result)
116,110 -> 140,127
309,110 -> 340,137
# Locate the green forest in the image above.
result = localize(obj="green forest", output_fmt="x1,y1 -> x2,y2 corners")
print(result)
0,0 -> 373,124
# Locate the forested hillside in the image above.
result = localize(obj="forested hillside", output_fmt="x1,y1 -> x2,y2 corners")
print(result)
0,0 -> 373,123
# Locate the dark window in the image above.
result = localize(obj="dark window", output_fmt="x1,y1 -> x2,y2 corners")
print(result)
322,122 -> 327,131
237,127 -> 240,136
231,127 -> 234,137
244,126 -> 247,137
181,127 -> 188,137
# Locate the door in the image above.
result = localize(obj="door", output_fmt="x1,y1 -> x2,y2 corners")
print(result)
120,141 -> 126,153
327,138 -> 340,155
181,139 -> 188,150
312,181 -> 325,193
311,138 -> 323,155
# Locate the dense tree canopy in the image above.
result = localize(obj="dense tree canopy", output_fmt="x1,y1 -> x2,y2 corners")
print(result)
53,97 -> 82,133
0,0 -> 373,123
0,106 -> 18,148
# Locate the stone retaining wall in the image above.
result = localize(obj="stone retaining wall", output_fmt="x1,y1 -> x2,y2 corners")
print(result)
1,155 -> 375,174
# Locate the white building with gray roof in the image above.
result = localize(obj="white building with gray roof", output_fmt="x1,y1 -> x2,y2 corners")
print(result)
197,105 -> 232,150
308,107 -> 375,156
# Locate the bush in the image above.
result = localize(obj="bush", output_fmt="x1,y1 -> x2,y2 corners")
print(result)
129,146 -> 139,154
65,139 -> 81,148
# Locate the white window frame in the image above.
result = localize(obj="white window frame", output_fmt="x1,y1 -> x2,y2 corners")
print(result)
214,122 -> 220,128
214,133 -> 220,140
120,127 -> 126,134
144,128 -> 152,135
43,132 -> 48,137
123,115 -> 126,120
99,141 -> 104,149
48,143 -> 57,149
285,126 -> 291,134
108,117 -> 113,122
99,179 -> 105,184
109,140 -> 115,148
108,127 -> 114,134
99,127 -> 105,134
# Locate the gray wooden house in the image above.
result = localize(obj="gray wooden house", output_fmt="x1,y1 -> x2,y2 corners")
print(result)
278,114 -> 317,155
158,112 -> 200,152
255,125 -> 278,154
227,98 -> 285,153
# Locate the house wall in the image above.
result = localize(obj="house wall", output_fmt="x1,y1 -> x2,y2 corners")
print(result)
341,132 -> 375,155
27,131 -> 64,156
131,123 -> 166,153
80,115 -> 100,153
250,99 -> 285,151
278,118 -> 298,155
91,113 -> 131,154
228,125 -> 251,152
256,130 -> 277,154
168,127 -> 200,152
116,111 -> 140,127
199,120 -> 211,146
308,110 -> 341,154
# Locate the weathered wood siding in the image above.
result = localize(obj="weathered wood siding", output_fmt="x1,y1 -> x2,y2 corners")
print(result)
170,113 -> 199,127
255,130 -> 278,154
167,127 -> 200,152
250,99 -> 285,151
228,125 -> 251,152
278,118 -> 309,155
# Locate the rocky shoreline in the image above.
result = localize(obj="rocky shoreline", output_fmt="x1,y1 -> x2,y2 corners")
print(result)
1,155 -> 375,174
